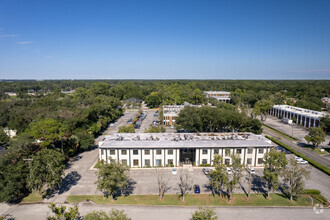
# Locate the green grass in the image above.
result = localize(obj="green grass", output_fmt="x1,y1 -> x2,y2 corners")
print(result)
66,193 -> 310,207
262,124 -> 299,141
94,160 -> 102,169
265,136 -> 330,176
21,193 -> 43,203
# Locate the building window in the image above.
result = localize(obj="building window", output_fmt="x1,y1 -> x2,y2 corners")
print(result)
225,149 -> 231,156
247,148 -> 253,154
133,159 -> 139,166
133,150 -> 139,155
202,159 -> 208,164
110,150 -> 115,155
247,158 -> 252,165
156,159 -> 162,166
214,149 -> 219,155
202,149 -> 208,155
156,150 -> 162,155
168,159 -> 173,165
168,149 -> 173,155
225,159 -> 230,165
145,150 -> 150,155
145,159 -> 150,166
258,158 -> 264,164
101,149 -> 104,155
258,149 -> 264,154
121,150 -> 127,155
121,159 -> 127,166
236,149 -> 242,154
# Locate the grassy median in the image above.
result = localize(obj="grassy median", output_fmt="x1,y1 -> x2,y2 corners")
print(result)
66,194 -> 310,206
21,193 -> 43,203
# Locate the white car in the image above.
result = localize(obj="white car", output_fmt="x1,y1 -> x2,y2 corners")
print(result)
298,160 -> 308,165
294,156 -> 303,161
246,167 -> 255,174
172,167 -> 177,175
226,167 -> 232,175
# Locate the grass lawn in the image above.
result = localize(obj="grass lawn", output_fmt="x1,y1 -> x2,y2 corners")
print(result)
66,193 -> 310,207
94,160 -> 102,169
21,193 -> 43,203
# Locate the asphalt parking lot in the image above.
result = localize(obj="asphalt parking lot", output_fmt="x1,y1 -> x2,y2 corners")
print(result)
129,153 -> 330,200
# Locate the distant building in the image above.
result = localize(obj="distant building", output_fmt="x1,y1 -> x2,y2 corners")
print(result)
322,97 -> 330,110
98,133 -> 273,167
203,91 -> 231,103
3,128 -> 17,138
270,105 -> 328,128
163,102 -> 201,126
4,92 -> 17,96
61,89 -> 76,94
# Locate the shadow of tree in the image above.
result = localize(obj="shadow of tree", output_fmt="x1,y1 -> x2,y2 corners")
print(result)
57,171 -> 81,194
251,174 -> 267,196
122,178 -> 137,196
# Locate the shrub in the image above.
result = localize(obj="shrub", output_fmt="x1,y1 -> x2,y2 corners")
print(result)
311,194 -> 329,206
200,164 -> 211,167
303,189 -> 321,195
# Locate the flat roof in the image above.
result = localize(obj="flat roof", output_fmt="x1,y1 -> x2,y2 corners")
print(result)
99,133 -> 272,149
204,91 -> 231,94
273,105 -> 327,119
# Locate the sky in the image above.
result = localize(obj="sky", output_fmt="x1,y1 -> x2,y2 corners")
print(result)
0,0 -> 330,80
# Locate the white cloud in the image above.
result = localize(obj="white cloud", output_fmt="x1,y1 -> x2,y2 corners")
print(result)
17,41 -> 33,45
0,34 -> 19,38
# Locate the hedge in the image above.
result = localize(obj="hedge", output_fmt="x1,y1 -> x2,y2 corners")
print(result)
265,135 -> 330,176
303,189 -> 321,195
311,194 -> 329,206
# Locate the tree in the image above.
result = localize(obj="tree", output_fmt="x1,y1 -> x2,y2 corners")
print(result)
320,115 -> 330,132
145,92 -> 162,108
209,155 -> 228,196
48,203 -> 79,220
262,149 -> 287,198
253,99 -> 274,121
178,168 -> 192,201
281,158 -> 310,201
304,127 -> 326,148
27,118 -> 64,148
190,207 -> 217,220
225,154 -> 242,202
155,167 -> 170,199
84,209 -> 130,220
96,159 -> 129,199
0,128 -> 9,146
118,124 -> 135,133
27,149 -> 65,193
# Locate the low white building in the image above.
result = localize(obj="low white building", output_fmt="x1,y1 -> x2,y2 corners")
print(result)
203,91 -> 231,103
162,102 -> 201,125
98,133 -> 273,167
270,105 -> 328,128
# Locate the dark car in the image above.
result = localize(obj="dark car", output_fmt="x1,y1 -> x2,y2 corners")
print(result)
194,185 -> 200,194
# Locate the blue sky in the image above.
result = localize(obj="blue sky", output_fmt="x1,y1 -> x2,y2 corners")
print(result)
0,0 -> 329,79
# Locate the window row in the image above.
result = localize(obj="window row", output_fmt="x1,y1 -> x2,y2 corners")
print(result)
102,148 -> 265,156
121,159 -> 174,166
201,158 -> 264,165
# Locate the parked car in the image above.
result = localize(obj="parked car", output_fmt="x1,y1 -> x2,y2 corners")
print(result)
202,168 -> 210,175
154,113 -> 158,117
194,185 -> 200,194
172,167 -> 177,175
246,167 -> 255,174
298,160 -> 308,164
109,123 -> 115,127
294,156 -> 303,161
226,167 -> 232,175
170,125 -> 174,129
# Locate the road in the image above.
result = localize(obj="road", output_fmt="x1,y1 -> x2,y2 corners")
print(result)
262,126 -> 330,168
1,203 -> 329,220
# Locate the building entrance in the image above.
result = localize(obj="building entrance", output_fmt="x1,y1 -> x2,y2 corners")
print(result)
179,148 -> 196,164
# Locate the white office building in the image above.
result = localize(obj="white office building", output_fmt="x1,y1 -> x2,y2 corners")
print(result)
203,91 -> 231,103
99,133 -> 273,168
270,105 -> 328,128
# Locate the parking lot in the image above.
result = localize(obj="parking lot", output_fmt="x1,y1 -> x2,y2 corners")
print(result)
128,152 -> 330,200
